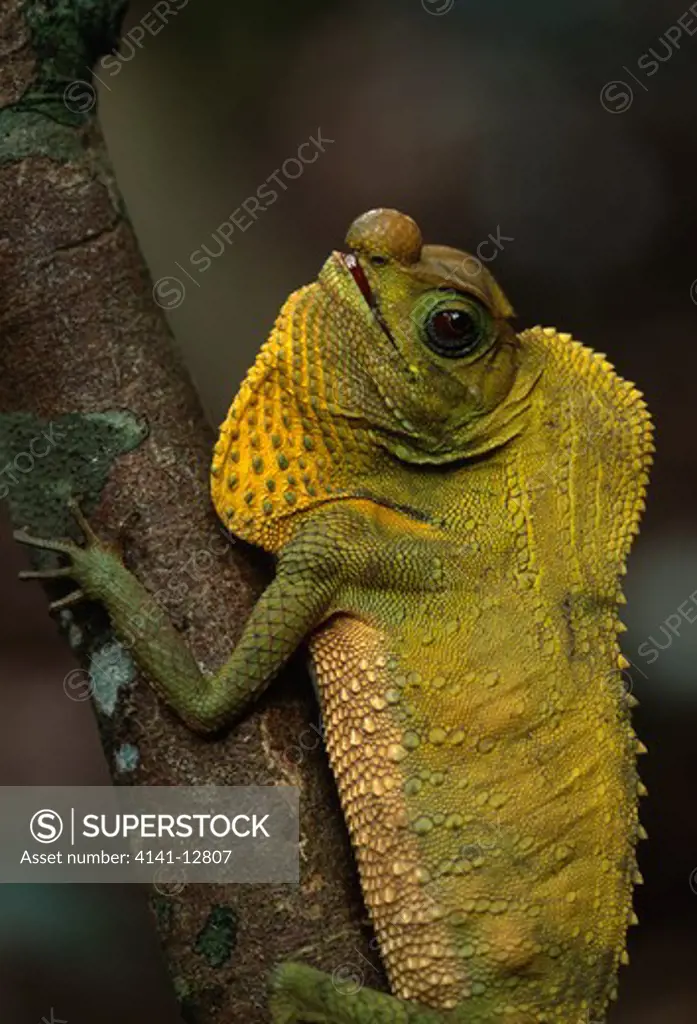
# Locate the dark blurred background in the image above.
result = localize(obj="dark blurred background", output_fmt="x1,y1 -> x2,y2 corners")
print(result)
2,0 -> 697,1020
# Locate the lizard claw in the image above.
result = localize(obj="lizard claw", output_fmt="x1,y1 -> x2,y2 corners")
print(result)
14,497 -> 103,559
48,589 -> 86,611
66,495 -> 101,545
13,500 -> 113,611
14,525 -> 90,610
13,527 -> 74,558
18,565 -> 75,580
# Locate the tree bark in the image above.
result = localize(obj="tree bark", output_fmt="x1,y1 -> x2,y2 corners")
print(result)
0,2 -> 384,1020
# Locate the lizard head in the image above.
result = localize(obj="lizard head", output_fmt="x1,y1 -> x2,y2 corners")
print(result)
211,209 -> 651,555
316,208 -> 542,464
211,209 -> 546,546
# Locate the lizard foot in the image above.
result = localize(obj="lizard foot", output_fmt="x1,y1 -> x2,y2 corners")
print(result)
14,498 -> 121,611
268,961 -> 446,1024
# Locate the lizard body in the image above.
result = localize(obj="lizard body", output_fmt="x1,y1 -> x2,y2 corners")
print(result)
15,209 -> 653,1024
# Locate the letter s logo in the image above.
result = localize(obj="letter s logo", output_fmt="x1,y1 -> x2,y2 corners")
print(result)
30,809 -> 64,844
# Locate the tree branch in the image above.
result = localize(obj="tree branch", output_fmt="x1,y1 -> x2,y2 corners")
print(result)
0,2 -> 384,1020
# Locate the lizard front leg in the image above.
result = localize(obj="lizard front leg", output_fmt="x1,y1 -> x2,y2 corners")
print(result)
14,499 -> 339,732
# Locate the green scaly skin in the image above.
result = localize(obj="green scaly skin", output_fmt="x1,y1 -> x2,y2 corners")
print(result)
14,209 -> 653,1024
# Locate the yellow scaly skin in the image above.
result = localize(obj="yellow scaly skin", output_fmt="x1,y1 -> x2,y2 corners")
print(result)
209,208 -> 653,1023
16,210 -> 653,1024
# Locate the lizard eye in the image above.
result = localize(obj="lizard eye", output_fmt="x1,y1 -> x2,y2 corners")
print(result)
424,302 -> 490,359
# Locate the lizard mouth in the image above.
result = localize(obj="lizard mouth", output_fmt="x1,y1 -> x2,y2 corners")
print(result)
341,252 -> 398,348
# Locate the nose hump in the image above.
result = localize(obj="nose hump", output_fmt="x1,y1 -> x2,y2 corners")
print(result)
345,209 -> 423,265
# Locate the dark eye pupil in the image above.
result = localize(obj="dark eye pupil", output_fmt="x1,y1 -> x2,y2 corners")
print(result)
433,310 -> 473,339
425,309 -> 481,357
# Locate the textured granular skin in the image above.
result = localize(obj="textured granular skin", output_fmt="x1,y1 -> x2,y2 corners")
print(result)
211,209 -> 653,1021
